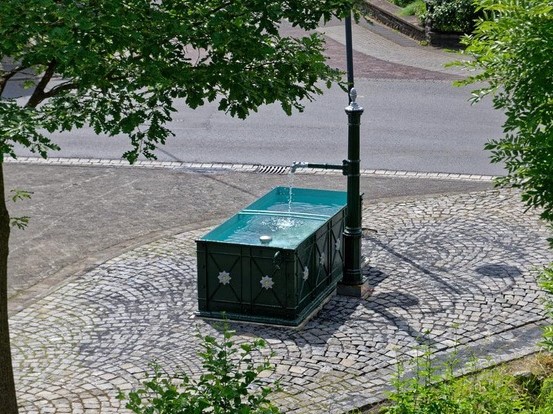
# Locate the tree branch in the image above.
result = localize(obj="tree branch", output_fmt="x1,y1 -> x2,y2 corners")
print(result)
25,60 -> 57,108
210,1 -> 234,14
42,81 -> 78,100
0,65 -> 30,98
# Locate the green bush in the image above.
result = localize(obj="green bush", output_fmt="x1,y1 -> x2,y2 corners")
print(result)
118,326 -> 281,414
456,0 -> 553,385
540,266 -> 553,351
383,351 -> 461,414
425,0 -> 480,33
399,0 -> 426,18
391,0 -> 417,8
382,349 -> 553,413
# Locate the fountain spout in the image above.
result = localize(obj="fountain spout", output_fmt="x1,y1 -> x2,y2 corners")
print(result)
291,161 -> 348,175
290,161 -> 309,173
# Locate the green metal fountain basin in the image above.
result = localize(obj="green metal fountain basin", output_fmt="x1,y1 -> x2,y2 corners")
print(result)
196,187 -> 347,326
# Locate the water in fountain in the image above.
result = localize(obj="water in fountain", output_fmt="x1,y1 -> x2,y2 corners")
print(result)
220,213 -> 321,247
202,187 -> 346,248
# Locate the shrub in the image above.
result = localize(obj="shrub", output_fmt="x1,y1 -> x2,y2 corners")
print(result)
425,0 -> 480,33
118,326 -> 281,414
456,0 -> 553,381
382,348 -> 553,413
383,351 -> 461,413
540,266 -> 553,351
399,0 -> 427,18
391,0 -> 417,8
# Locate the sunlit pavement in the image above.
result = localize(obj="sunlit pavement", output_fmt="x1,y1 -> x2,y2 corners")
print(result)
11,173 -> 552,413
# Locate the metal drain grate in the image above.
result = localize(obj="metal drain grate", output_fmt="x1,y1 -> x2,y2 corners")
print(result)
255,165 -> 289,175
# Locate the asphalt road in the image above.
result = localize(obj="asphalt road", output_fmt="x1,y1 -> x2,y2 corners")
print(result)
13,79 -> 505,176
6,18 -> 506,176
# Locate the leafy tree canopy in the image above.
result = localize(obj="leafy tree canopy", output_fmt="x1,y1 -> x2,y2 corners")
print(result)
456,0 -> 553,224
0,0 -> 358,162
0,1 -> 358,412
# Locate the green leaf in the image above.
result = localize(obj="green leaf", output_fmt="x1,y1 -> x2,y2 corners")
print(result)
10,189 -> 33,202
10,216 -> 30,230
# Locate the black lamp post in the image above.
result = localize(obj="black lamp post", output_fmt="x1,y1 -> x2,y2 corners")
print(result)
291,13 -> 370,297
345,14 -> 355,99
336,12 -> 370,298
340,88 -> 364,286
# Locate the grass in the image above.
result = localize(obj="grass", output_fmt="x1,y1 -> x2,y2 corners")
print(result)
359,352 -> 553,414
398,0 -> 426,18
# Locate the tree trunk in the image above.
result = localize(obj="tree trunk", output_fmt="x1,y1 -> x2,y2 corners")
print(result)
0,161 -> 19,413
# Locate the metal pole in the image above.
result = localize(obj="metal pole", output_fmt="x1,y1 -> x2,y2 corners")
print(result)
342,88 -> 364,286
345,13 -> 355,101
341,11 -> 366,289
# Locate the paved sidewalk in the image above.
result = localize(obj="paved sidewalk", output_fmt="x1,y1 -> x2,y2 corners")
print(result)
281,16 -> 467,82
9,171 -> 552,413
5,159 -> 493,312
319,22 -> 467,78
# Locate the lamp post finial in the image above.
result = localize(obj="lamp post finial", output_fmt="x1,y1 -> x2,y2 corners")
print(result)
349,87 -> 357,104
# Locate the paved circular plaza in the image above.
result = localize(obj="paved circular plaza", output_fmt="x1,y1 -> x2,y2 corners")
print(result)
10,188 -> 553,413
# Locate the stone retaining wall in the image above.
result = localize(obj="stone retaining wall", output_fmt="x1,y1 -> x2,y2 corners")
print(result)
362,0 -> 463,48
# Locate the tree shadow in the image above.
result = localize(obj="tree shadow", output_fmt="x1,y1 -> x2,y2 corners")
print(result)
475,264 -> 522,279
214,231 -> 503,349
363,234 -> 462,296
223,271 -> 436,348
364,265 -> 388,289
221,234 -> 466,348
364,291 -> 437,346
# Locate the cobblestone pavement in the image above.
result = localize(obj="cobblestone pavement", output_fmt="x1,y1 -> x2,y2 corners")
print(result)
11,188 -> 552,413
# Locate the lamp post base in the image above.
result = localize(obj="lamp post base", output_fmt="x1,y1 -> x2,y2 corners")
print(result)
337,279 -> 373,299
